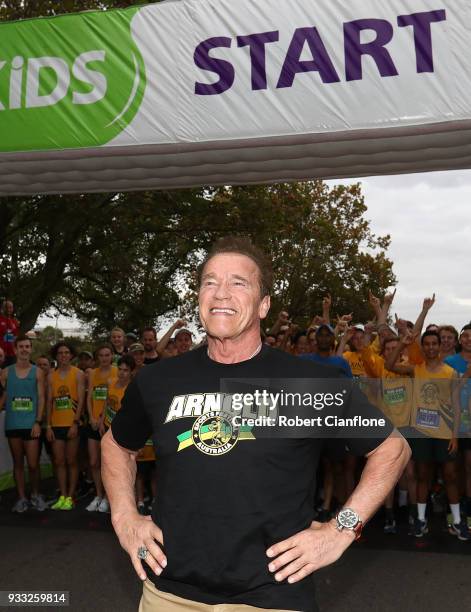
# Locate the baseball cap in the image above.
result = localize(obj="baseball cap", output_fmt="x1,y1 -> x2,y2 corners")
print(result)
126,332 -> 138,341
175,328 -> 193,339
129,342 -> 145,353
315,324 -> 335,336
78,350 -> 93,359
353,323 -> 365,332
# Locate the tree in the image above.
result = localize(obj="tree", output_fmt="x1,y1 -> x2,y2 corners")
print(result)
183,182 -> 396,328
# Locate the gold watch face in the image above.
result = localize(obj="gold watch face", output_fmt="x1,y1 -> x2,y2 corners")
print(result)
337,508 -> 359,529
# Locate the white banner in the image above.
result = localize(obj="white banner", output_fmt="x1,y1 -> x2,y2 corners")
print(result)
1,0 -> 470,194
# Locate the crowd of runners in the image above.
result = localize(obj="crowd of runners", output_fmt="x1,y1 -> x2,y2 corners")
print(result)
1,293 -> 470,542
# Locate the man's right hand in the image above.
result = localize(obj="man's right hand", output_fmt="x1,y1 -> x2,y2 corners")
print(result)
113,513 -> 167,581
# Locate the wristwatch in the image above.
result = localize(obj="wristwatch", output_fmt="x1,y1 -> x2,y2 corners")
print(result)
335,508 -> 363,540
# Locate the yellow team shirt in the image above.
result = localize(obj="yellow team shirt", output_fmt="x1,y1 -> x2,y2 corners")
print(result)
412,363 -> 457,440
50,366 -> 80,427
343,350 -> 378,403
90,366 -> 118,420
104,381 -> 126,428
360,346 -> 412,428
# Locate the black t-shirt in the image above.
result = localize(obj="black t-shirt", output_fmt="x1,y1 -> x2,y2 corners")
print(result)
111,346 -> 393,611
144,355 -> 160,365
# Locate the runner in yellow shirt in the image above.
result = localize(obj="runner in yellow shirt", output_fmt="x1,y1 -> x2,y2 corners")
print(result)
46,342 -> 85,510
99,355 -> 135,433
361,337 -> 415,533
85,344 -> 117,513
386,329 -> 467,540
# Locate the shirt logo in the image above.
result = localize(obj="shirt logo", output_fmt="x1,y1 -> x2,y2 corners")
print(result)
191,412 -> 239,456
164,393 -> 266,455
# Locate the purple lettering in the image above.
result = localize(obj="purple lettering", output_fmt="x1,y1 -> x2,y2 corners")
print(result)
398,10 -> 446,73
277,27 -> 340,88
344,19 -> 399,81
237,31 -> 279,91
194,37 -> 234,95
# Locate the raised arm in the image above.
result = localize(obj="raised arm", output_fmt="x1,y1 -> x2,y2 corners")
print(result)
384,331 -> 415,376
322,294 -> 332,326
412,294 -> 436,338
368,290 -> 383,325
336,326 -> 354,357
267,310 -> 290,337
156,319 -> 186,356
380,289 -> 396,325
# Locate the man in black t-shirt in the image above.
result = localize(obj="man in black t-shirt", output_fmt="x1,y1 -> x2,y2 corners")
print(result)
102,237 -> 410,612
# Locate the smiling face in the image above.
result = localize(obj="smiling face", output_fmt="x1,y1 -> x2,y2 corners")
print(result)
4,300 -> 14,316
199,253 -> 270,343
350,330 -> 365,352
36,356 -> 51,373
439,330 -> 457,354
118,363 -> 132,385
110,330 -> 124,350
56,346 -> 72,368
14,339 -> 32,361
460,330 -> 471,354
97,347 -> 113,368
142,330 -> 156,353
316,328 -> 335,353
130,350 -> 145,367
421,334 -> 441,361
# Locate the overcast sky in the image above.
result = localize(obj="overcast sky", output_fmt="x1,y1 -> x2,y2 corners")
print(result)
327,169 -> 471,331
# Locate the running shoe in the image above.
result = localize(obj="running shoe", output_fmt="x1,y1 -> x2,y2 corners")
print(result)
30,494 -> 47,512
384,518 -> 397,534
97,498 -> 110,513
449,520 -> 471,541
12,498 -> 29,513
414,518 -> 428,538
61,497 -> 75,511
86,496 -> 102,512
51,496 -> 66,510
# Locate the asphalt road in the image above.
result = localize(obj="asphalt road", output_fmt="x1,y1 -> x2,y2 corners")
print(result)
1,483 -> 470,612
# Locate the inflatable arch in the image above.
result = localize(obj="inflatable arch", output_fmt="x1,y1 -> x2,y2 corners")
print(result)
0,0 -> 470,195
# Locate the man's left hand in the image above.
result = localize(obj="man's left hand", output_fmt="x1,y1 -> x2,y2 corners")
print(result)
266,520 -> 353,584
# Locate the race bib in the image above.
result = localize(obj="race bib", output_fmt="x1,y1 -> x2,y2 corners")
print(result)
416,408 -> 440,429
55,395 -> 72,411
12,396 -> 33,412
383,386 -> 406,406
105,405 -> 116,423
93,385 -> 107,401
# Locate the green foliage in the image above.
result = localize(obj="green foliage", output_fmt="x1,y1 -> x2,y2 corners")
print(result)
1,182 -> 395,333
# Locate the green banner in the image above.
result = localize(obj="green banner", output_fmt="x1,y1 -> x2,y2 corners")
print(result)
0,8 -> 146,152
